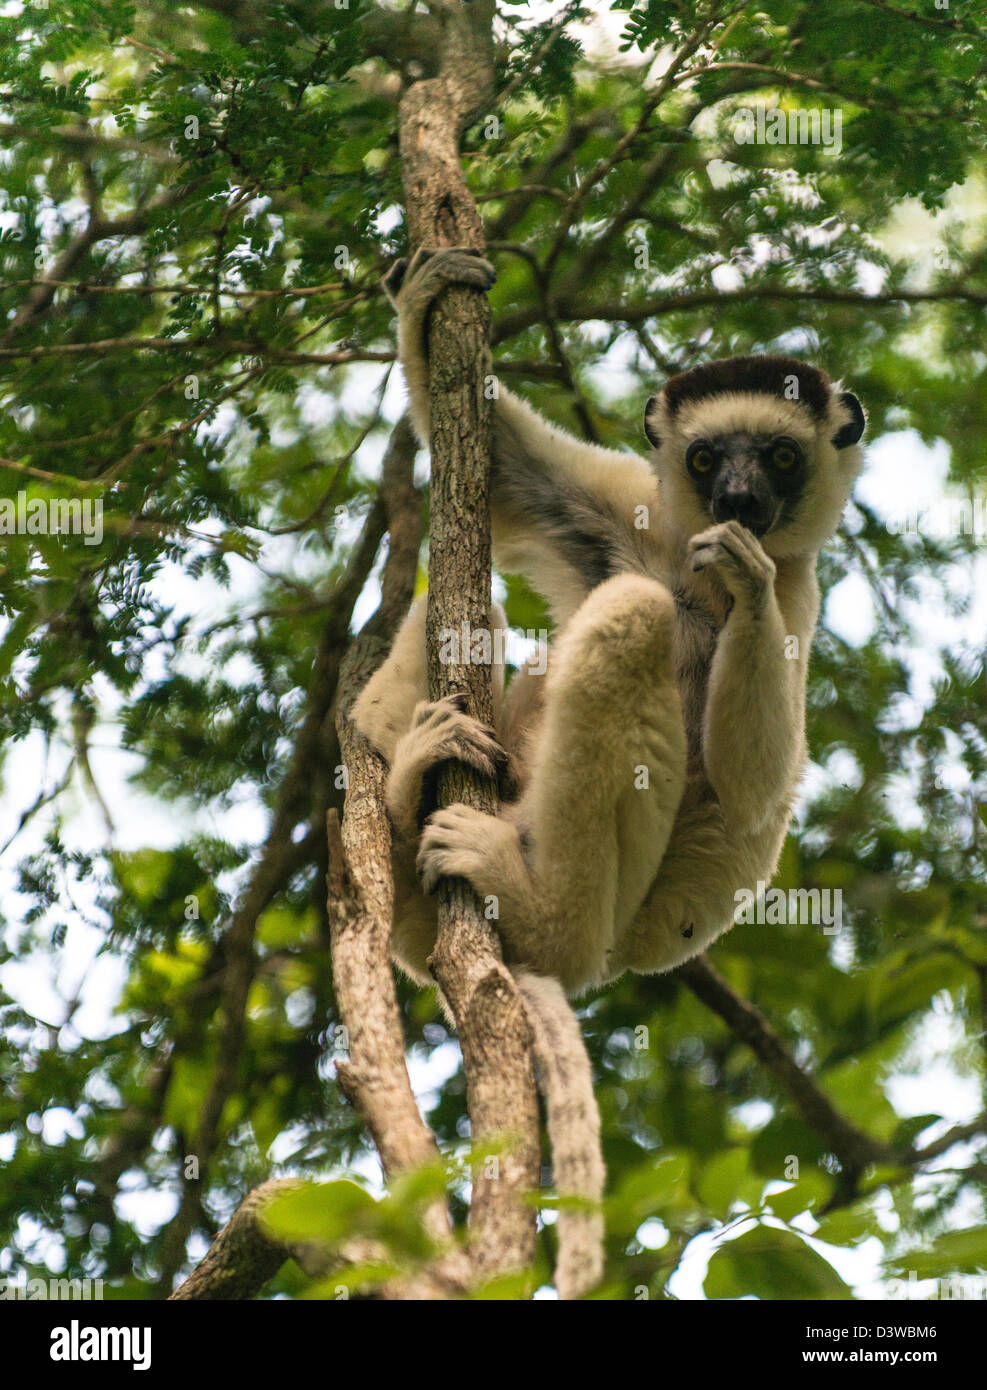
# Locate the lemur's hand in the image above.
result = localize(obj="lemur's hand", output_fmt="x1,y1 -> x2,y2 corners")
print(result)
381,246 -> 497,443
382,246 -> 496,312
688,520 -> 777,610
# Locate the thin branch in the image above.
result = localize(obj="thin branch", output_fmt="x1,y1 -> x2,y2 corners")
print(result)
155,492 -> 390,1293
326,420 -> 453,1241
907,1115 -> 987,1166
678,956 -> 898,1175
0,337 -> 392,362
0,120 -> 178,160
492,281 -> 987,344
0,765 -> 73,857
680,954 -> 987,1193
1,181 -> 200,342
540,4 -> 740,278
858,0 -> 983,32
488,241 -> 599,441
484,108 -> 616,243
495,4 -> 579,109
682,62 -> 955,120
475,184 -> 568,205
265,367 -> 393,537
0,278 -> 345,299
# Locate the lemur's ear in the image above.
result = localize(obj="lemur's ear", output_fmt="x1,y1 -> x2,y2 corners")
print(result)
644,395 -> 663,449
831,390 -> 866,449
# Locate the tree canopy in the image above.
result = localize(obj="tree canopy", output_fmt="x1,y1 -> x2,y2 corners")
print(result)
1,0 -> 986,1301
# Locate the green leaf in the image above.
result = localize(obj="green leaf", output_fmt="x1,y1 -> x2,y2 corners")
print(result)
767,1168 -> 833,1223
695,1148 -> 748,1220
813,1206 -> 879,1249
607,1153 -> 690,1234
886,1228 -> 987,1280
891,1114 -> 942,1150
262,1181 -> 378,1247
704,1226 -> 852,1301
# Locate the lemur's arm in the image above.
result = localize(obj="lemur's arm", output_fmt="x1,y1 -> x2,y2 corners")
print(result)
689,521 -> 814,832
386,248 -> 658,621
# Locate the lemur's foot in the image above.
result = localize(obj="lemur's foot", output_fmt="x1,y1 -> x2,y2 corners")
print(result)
387,693 -> 508,841
414,694 -> 508,825
417,802 -> 517,897
382,246 -> 496,307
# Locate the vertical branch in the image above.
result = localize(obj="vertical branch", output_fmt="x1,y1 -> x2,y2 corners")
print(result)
397,0 -> 541,1283
175,419 -> 469,1301
329,418 -> 466,1266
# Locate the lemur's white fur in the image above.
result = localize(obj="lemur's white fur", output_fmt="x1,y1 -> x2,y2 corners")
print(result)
352,246 -> 866,1299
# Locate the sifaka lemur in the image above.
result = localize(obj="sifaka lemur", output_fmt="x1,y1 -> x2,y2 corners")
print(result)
355,246 -> 865,994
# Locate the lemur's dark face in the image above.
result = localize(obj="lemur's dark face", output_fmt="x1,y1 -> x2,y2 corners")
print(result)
683,430 -> 806,538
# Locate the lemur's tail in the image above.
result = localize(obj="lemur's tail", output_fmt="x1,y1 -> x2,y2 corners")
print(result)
513,969 -> 605,1299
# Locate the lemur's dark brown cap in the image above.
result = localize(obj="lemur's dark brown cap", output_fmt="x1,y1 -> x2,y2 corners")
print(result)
662,356 -> 833,419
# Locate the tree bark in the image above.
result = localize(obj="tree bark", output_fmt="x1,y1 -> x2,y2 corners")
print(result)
327,416 -> 467,1268
397,0 -> 541,1284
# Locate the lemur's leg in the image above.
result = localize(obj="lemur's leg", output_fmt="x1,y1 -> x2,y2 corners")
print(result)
688,520 -> 809,832
417,574 -> 688,994
351,597 -> 430,764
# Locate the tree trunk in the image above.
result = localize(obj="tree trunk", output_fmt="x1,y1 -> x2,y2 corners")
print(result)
397,0 -> 541,1284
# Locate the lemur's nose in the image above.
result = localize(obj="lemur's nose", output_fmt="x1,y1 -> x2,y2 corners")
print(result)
715,487 -> 765,531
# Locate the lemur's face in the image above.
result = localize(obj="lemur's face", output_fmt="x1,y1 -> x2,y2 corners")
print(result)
679,429 -> 807,539
643,356 -> 866,557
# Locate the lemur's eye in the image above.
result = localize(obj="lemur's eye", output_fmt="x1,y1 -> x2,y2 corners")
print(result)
770,440 -> 800,470
688,446 -> 715,474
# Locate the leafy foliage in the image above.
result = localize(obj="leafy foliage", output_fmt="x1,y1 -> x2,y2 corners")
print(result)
0,0 -> 985,1300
